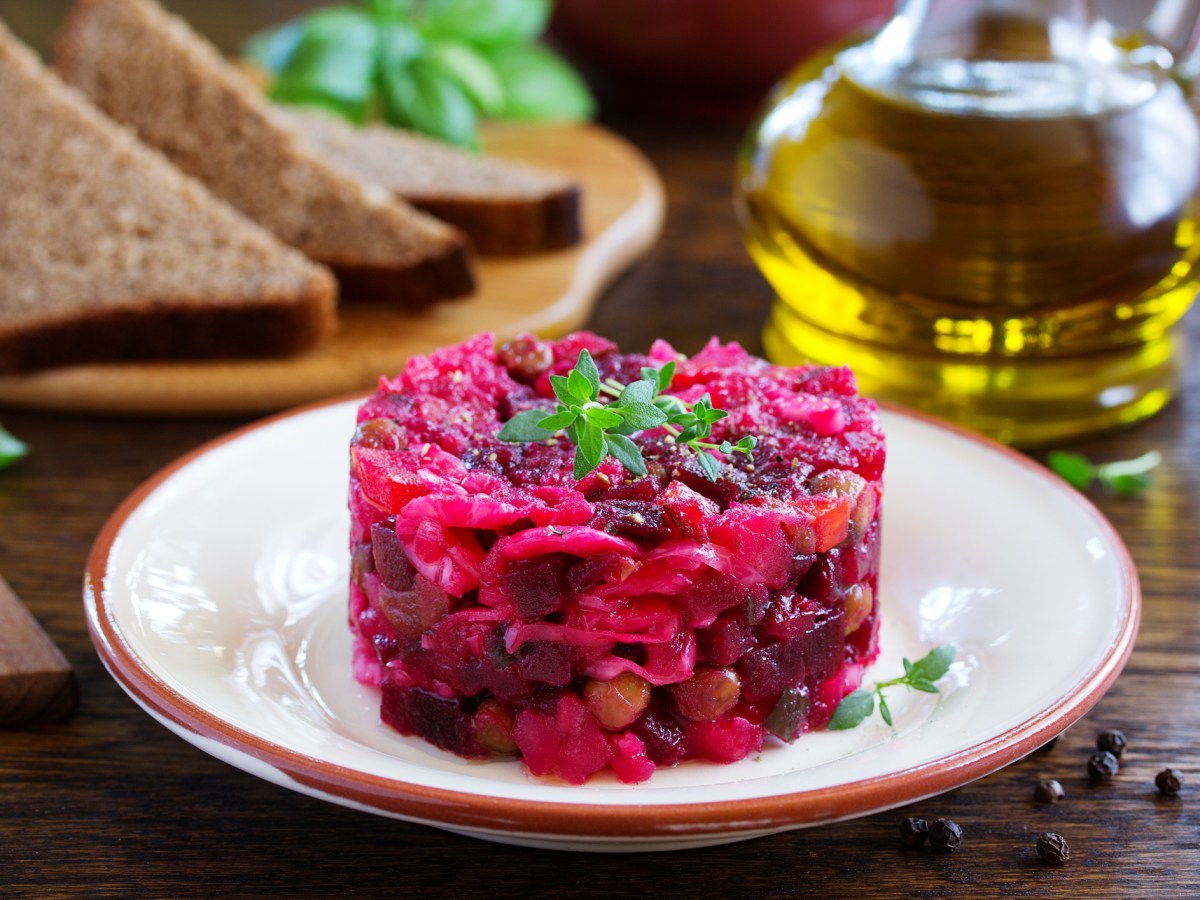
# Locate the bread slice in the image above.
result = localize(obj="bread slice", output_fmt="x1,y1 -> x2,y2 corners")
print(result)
56,0 -> 475,308
0,20 -> 337,375
283,109 -> 582,256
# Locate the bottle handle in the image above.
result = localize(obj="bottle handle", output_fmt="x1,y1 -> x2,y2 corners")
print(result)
1144,0 -> 1200,71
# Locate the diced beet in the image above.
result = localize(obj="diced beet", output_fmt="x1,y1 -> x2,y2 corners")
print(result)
381,686 -> 481,758
502,556 -> 567,621
518,641 -> 574,685
634,700 -> 689,767
697,604 -> 757,666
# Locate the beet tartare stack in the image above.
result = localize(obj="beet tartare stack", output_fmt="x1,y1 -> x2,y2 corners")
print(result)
348,332 -> 884,784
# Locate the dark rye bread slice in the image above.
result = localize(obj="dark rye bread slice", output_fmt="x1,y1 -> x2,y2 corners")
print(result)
0,21 -> 336,375
55,0 -> 475,308
283,109 -> 582,256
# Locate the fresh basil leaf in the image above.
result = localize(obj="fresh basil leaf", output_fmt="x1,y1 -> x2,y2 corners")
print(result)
827,690 -> 873,730
575,349 -> 600,398
1045,450 -> 1094,490
366,0 -> 411,21
696,451 -> 721,482
421,0 -> 551,47
0,424 -> 28,471
425,39 -> 504,117
911,645 -> 955,684
378,20 -> 424,71
585,406 -> 624,431
268,7 -> 380,120
243,20 -> 306,75
383,58 -> 478,147
498,409 -> 556,442
605,433 -> 647,477
486,43 -> 594,121
619,401 -> 668,431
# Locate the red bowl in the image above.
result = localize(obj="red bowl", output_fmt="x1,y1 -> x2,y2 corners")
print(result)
549,0 -> 893,115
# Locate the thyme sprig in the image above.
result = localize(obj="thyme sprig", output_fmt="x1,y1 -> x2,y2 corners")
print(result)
498,349 -> 757,480
1046,450 -> 1162,496
828,645 -> 956,730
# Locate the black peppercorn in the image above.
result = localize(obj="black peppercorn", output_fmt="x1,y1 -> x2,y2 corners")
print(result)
928,818 -> 963,852
1036,832 -> 1070,865
1096,729 -> 1127,757
898,816 -> 930,847
1088,750 -> 1120,783
1155,768 -> 1184,797
1034,779 -> 1065,804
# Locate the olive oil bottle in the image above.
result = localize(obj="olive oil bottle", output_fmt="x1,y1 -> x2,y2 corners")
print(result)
736,1 -> 1200,444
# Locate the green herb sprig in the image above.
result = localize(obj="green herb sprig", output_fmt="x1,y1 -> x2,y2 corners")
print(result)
1046,450 -> 1162,496
245,0 -> 594,147
828,645 -> 955,730
498,350 -> 757,480
0,423 -> 28,471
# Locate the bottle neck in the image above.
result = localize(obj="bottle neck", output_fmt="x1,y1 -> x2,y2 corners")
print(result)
843,0 -> 1157,116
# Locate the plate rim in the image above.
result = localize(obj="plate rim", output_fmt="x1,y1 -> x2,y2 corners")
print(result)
84,395 -> 1141,839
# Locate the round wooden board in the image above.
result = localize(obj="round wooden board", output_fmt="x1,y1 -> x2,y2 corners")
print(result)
0,122 -> 665,416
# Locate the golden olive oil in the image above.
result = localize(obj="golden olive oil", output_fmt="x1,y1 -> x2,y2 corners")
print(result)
737,42 -> 1200,444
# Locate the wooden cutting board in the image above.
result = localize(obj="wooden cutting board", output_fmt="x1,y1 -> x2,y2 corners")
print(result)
0,122 -> 665,415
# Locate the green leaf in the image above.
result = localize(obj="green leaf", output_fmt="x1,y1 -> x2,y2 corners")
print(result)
421,0 -> 551,47
577,421 -> 605,470
537,409 -> 577,431
548,374 -> 582,407
497,409 -> 556,442
383,57 -> 478,147
617,378 -> 655,408
827,690 -> 874,730
1097,450 -> 1162,495
696,451 -> 721,482
605,433 -> 647,477
567,369 -> 594,404
243,20 -> 306,75
267,7 -> 381,120
902,657 -> 915,679
1045,450 -> 1094,490
657,362 -> 676,393
911,645 -> 955,684
574,429 -> 606,479
909,678 -> 940,694
425,39 -> 504,117
366,0 -> 411,20
575,350 -> 601,399
585,406 -> 624,431
486,43 -> 595,121
879,693 -> 893,727
735,436 -> 758,454
619,401 -> 669,431
378,20 -> 425,70
0,424 -> 28,471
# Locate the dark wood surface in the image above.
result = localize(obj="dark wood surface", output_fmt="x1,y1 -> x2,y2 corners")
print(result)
1,4 -> 1198,897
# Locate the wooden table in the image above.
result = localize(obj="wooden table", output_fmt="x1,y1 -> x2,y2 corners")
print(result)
2,7 -> 1198,897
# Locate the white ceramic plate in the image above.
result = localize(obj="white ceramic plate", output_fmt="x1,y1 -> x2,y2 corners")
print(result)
85,400 -> 1139,852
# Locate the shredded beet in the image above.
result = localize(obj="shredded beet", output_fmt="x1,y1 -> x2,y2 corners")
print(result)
348,332 -> 884,784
